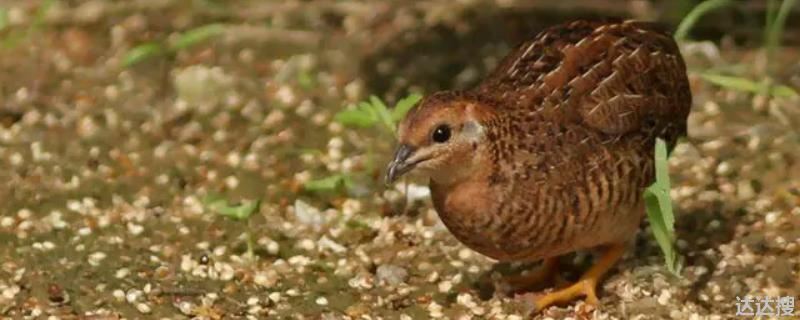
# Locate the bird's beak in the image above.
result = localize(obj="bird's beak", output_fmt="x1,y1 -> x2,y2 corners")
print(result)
385,144 -> 416,185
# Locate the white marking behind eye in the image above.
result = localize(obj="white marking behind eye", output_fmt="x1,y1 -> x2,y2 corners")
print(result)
462,120 -> 486,142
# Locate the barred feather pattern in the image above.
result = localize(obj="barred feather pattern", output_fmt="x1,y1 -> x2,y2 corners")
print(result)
431,20 -> 691,261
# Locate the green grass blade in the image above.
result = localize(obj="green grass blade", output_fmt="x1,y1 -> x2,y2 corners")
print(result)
170,23 -> 225,51
700,73 -> 761,92
392,93 -> 423,121
765,0 -> 798,61
196,0 -> 229,12
769,84 -> 800,98
766,0 -> 778,41
297,70 -> 315,89
203,194 -> 260,221
644,190 -> 680,275
644,137 -> 680,275
28,0 -> 54,34
122,42 -> 164,67
303,174 -> 346,192
370,95 -> 396,134
0,31 -> 25,49
219,200 -> 260,220
1,0 -> 53,49
334,106 -> 378,128
360,101 -> 378,119
674,0 -> 733,42
699,72 -> 799,97
653,138 -> 674,229
653,138 -> 671,191
0,7 -> 8,32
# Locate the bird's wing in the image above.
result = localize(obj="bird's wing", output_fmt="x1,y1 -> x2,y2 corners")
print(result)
477,20 -> 691,142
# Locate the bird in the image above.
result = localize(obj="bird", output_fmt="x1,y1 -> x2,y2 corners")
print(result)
385,19 -> 691,312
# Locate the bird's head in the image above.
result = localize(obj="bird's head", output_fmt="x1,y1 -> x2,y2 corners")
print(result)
385,92 -> 492,185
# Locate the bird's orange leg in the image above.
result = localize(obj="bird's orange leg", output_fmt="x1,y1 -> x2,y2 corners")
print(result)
528,243 -> 625,312
499,258 -> 561,293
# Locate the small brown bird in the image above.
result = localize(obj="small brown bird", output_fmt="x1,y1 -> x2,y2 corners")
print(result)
386,20 -> 691,311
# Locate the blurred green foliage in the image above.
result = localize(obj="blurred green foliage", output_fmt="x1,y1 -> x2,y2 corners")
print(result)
765,0 -> 798,66
303,174 -> 353,193
203,194 -> 260,260
204,194 -> 260,221
171,23 -> 225,51
700,73 -> 798,98
334,94 -> 422,135
121,42 -> 164,67
122,23 -> 225,67
674,0 -> 732,42
305,93 -> 422,194
0,7 -> 8,32
1,0 -> 54,49
677,0 -> 798,98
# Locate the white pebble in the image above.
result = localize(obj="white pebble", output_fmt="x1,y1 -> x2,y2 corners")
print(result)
0,217 -> 14,227
127,223 -> 144,235
9,152 -> 23,166
657,289 -> 671,305
247,296 -> 259,306
318,236 -> 346,253
78,227 -> 92,236
87,252 -> 107,266
288,255 -> 311,266
458,248 -> 473,260
178,301 -> 195,315
2,285 -> 20,300
17,209 -> 32,219
438,280 -> 453,293
457,292 -> 476,308
41,241 -> 55,251
126,289 -> 141,303
266,240 -> 280,255
112,289 -> 125,301
268,292 -> 281,303
765,211 -> 780,224
376,264 -> 409,286
115,268 -> 130,279
136,303 -> 151,314
296,239 -> 316,251
224,176 -> 239,189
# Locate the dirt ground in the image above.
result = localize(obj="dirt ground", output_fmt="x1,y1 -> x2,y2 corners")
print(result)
1,1 -> 799,319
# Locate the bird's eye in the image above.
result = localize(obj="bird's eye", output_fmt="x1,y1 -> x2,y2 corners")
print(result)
431,125 -> 451,143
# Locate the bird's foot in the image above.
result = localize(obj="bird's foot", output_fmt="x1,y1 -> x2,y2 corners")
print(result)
520,243 -> 626,314
495,258 -> 561,296
521,278 -> 599,314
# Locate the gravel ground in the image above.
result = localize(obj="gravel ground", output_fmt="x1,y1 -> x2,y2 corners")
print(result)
1,1 -> 799,319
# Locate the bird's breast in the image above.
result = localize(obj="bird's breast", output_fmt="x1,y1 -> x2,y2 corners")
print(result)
430,178 -> 531,261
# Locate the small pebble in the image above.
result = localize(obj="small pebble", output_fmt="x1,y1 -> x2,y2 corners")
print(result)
376,264 -> 409,286
247,296 -> 259,306
657,289 -> 671,305
136,303 -> 151,314
87,252 -> 107,266
438,280 -> 453,293
112,289 -> 125,301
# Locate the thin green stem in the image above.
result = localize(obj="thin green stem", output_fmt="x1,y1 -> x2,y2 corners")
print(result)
245,218 -> 255,261
766,0 -> 778,41
674,0 -> 733,42
766,0 -> 797,66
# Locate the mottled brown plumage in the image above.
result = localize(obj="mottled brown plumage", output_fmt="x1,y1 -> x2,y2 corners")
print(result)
386,20 -> 691,311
